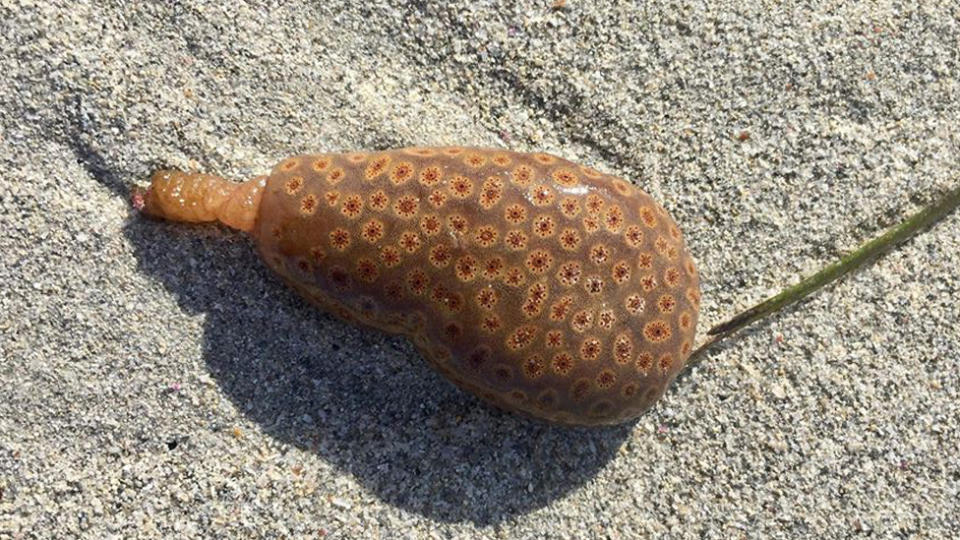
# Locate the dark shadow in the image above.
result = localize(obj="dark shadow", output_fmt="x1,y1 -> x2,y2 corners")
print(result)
123,214 -> 632,525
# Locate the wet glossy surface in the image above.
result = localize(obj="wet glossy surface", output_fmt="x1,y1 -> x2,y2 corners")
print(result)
254,147 -> 700,425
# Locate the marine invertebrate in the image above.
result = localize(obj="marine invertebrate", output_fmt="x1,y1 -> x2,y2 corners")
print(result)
138,147 -> 700,426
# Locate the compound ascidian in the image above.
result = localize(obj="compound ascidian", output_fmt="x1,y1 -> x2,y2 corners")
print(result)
139,147 -> 700,426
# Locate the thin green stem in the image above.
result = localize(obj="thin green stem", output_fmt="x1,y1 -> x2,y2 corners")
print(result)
683,183 -> 960,371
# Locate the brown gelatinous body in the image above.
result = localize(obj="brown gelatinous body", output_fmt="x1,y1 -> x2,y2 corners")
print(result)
144,147 -> 700,426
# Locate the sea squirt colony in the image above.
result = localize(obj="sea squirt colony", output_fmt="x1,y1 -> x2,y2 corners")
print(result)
140,146 -> 700,426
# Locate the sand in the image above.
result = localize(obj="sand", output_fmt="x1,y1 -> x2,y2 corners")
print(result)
1,1 -> 958,538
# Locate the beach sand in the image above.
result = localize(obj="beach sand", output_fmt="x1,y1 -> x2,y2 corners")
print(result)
1,2 -> 958,537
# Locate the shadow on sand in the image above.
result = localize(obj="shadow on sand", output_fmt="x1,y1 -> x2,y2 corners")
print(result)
125,216 -> 632,525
